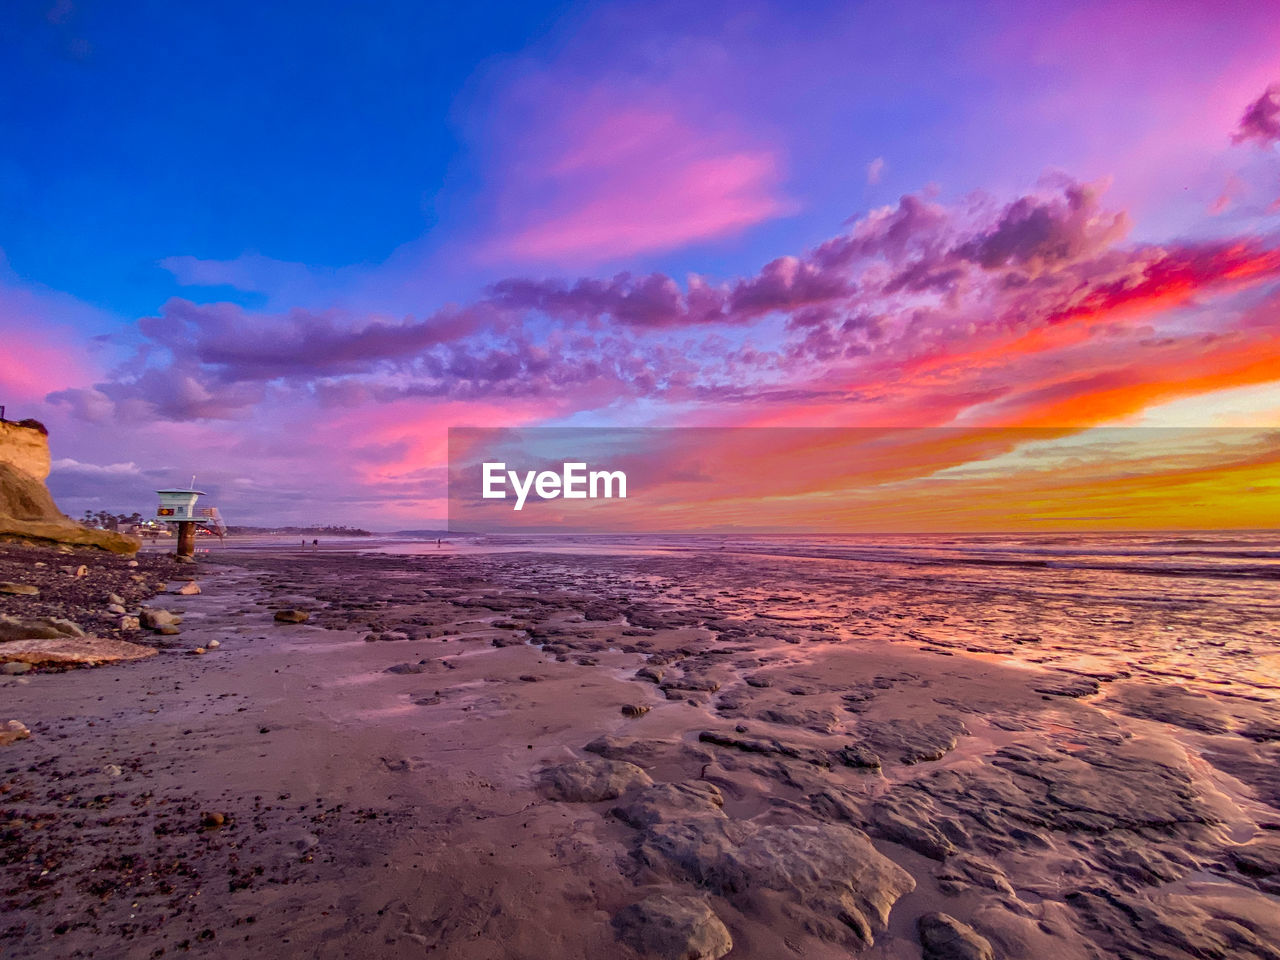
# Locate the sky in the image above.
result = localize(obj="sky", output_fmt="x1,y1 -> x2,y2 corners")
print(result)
2,0 -> 1279,529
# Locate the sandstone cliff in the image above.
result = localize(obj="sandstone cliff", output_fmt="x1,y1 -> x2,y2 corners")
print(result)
0,419 -> 52,480
0,420 -> 139,554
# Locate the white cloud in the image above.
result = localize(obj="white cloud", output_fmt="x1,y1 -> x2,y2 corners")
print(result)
51,458 -> 144,478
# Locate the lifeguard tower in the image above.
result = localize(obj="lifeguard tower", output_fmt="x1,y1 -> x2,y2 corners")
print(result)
154,485 -> 225,557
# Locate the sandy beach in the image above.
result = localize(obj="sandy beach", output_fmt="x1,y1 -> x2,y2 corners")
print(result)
3,537 -> 1280,959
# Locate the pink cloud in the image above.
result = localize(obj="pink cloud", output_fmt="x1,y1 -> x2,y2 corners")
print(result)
484,102 -> 795,264
1232,82 -> 1280,147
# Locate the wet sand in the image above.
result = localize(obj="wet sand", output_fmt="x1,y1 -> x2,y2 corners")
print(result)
3,542 -> 1280,959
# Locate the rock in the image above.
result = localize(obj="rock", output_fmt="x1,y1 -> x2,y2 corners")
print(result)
758,703 -> 842,732
1231,836 -> 1280,878
1200,738 -> 1280,812
660,676 -> 721,695
172,581 -> 201,595
106,593 -> 125,605
935,854 -> 1013,896
118,615 -> 140,631
274,609 -> 310,623
62,564 -> 88,577
872,794 -> 960,860
0,635 -> 159,667
1034,673 -> 1101,698
207,639 -> 220,648
636,666 -> 664,683
0,720 -> 31,746
697,730 -> 831,767
1240,720 -> 1280,743
1227,835 -> 1280,894
192,647 -> 206,655
1103,682 -> 1233,735
639,820 -> 915,949
126,560 -> 138,567
584,736 -> 690,766
102,764 -> 123,777
613,894 -> 733,960
991,740 -> 1212,832
140,608 -> 181,629
834,744 -> 882,769
157,625 -> 180,636
363,630 -> 410,642
918,913 -> 994,960
1063,886 -> 1278,959
622,704 -> 651,718
1,662 -> 32,675
201,811 -> 226,829
856,714 -> 969,764
538,757 -> 653,802
0,615 -> 86,641
106,603 -> 127,615
614,781 -> 726,828
0,582 -> 38,596
385,661 -> 431,675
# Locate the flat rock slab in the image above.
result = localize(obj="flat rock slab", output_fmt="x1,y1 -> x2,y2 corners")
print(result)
1102,682 -> 1235,734
613,781 -> 726,828
613,893 -> 733,960
0,635 -> 157,666
0,720 -> 31,746
856,714 -> 969,764
756,703 -> 843,732
539,757 -> 653,802
919,912 -> 994,960
638,820 -> 915,949
0,615 -> 86,641
1034,673 -> 1101,699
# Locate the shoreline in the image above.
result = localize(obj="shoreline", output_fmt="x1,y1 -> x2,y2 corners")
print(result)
2,543 -> 1279,958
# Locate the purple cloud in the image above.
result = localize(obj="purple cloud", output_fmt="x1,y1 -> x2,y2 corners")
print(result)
1233,83 -> 1280,147
46,175 -> 1280,430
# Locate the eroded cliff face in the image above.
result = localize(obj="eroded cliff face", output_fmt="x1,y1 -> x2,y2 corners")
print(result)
0,420 -> 139,554
0,420 -> 52,481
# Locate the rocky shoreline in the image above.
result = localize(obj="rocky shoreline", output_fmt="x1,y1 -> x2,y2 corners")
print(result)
0,543 -> 205,672
2,545 -> 1279,959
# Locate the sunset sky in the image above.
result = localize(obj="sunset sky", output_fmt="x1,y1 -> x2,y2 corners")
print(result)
2,0 -> 1279,529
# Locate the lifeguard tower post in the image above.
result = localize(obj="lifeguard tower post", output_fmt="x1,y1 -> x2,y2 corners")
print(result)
154,487 -> 223,557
